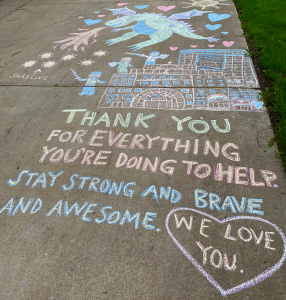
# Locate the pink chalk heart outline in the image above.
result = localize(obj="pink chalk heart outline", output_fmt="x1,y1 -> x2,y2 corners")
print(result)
117,3 -> 128,6
190,45 -> 197,48
157,5 -> 175,11
169,47 -> 178,51
165,208 -> 286,297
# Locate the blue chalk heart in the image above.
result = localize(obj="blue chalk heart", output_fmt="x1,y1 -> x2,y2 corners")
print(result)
142,82 -> 148,85
208,13 -> 231,22
135,5 -> 149,9
221,32 -> 229,35
94,11 -> 99,13
187,101 -> 192,105
126,99 -> 131,102
252,101 -> 263,110
85,19 -> 102,26
105,100 -> 111,103
205,24 -> 222,31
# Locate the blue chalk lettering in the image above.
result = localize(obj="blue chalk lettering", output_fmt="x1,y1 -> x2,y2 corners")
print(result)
171,190 -> 182,203
81,203 -> 98,221
30,198 -> 42,214
194,189 -> 208,208
46,199 -> 63,217
12,197 -> 34,215
107,211 -> 121,224
94,206 -> 112,223
64,201 -> 89,216
108,181 -> 124,195
247,198 -> 264,216
7,170 -> 29,186
231,196 -> 246,213
221,196 -> 236,213
119,210 -> 140,229
62,174 -> 79,191
209,193 -> 221,211
123,182 -> 136,197
31,172 -> 47,188
159,186 -> 171,200
142,212 -> 157,230
48,171 -> 64,186
141,185 -> 159,203
0,198 -> 14,215
88,177 -> 101,191
78,177 -> 91,189
100,179 -> 111,193
25,172 -> 39,186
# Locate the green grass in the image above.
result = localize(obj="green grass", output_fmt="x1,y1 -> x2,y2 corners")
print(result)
233,0 -> 286,169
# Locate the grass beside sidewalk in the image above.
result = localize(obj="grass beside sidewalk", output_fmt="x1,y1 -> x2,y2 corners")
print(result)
233,0 -> 286,169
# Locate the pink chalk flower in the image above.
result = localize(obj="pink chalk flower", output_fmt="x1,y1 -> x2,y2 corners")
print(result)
22,60 -> 37,68
42,61 -> 56,68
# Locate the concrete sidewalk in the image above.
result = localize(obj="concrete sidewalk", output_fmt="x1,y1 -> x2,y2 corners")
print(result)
0,0 -> 286,299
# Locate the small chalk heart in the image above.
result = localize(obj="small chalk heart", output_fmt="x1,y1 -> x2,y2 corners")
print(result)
78,16 -> 84,19
169,47 -> 178,51
190,45 -> 197,48
157,5 -> 175,11
117,3 -> 128,6
98,15 -> 105,17
208,45 -> 215,48
252,101 -> 264,110
84,19 -> 102,26
221,32 -> 229,34
223,41 -> 234,47
135,5 -> 149,9
205,24 -> 222,31
208,13 -> 231,22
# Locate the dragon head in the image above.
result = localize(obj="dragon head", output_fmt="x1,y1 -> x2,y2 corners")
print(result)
105,16 -> 132,27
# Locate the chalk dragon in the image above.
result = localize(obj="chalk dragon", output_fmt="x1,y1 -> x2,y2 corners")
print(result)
105,7 -> 218,51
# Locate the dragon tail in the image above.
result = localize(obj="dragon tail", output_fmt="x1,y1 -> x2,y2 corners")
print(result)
207,36 -> 219,42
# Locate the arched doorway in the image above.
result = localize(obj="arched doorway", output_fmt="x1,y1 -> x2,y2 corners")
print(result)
207,94 -> 230,110
131,88 -> 185,110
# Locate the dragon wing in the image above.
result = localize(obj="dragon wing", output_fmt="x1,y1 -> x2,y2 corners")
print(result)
168,9 -> 211,20
107,7 -> 137,16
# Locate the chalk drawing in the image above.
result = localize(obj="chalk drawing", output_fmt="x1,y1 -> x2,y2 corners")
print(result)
84,19 -> 102,26
98,49 -> 263,111
125,51 -> 169,65
165,207 -> 286,296
21,60 -> 37,68
190,45 -> 197,48
117,3 -> 128,6
42,61 -> 56,68
223,41 -> 235,47
53,27 -> 105,51
157,6 -> 176,12
205,24 -> 222,31
105,8 -> 218,51
208,13 -> 231,22
135,5 -> 149,10
182,0 -> 229,9
61,54 -> 76,61
78,59 -> 95,66
93,50 -> 108,57
169,47 -> 178,51
109,58 -> 133,73
71,69 -> 105,96
39,52 -> 53,59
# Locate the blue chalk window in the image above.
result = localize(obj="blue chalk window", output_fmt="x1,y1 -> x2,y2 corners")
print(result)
210,90 -> 216,93
109,89 -> 115,93
183,89 -> 189,93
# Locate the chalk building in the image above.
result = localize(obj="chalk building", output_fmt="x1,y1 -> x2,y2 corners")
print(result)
98,49 -> 263,111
